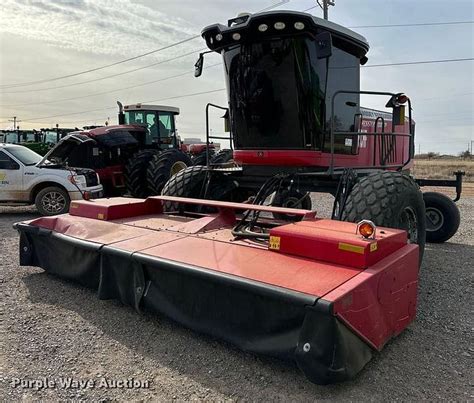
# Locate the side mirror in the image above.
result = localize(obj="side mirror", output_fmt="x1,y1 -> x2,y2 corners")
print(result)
194,54 -> 204,77
315,32 -> 332,59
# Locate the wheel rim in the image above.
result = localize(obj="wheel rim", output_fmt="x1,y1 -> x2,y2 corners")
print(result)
170,161 -> 187,176
400,206 -> 418,244
42,191 -> 66,214
426,207 -> 444,232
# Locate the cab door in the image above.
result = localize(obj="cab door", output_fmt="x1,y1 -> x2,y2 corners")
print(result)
0,150 -> 24,201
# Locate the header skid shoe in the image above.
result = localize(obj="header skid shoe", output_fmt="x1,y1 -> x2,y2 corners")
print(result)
15,195 -> 419,384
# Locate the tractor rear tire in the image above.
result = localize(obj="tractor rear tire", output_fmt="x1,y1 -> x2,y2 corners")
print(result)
210,149 -> 233,165
341,171 -> 426,263
161,165 -> 237,212
147,149 -> 192,195
192,149 -> 215,166
124,149 -> 160,198
271,190 -> 312,221
423,192 -> 460,243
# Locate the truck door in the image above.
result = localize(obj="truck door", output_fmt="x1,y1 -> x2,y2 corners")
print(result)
0,150 -> 24,201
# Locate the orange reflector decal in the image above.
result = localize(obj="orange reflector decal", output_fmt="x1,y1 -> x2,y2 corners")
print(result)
338,242 -> 364,254
70,203 -> 78,209
269,236 -> 281,250
97,213 -> 104,220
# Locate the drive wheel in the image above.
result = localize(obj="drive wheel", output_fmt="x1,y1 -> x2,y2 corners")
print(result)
147,149 -> 192,195
124,149 -> 160,198
192,148 -> 215,166
210,149 -> 233,165
423,192 -> 460,243
341,171 -> 426,263
271,190 -> 312,221
161,165 -> 236,212
35,186 -> 70,216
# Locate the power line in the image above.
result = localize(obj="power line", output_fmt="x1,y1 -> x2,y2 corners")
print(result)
0,48 -> 208,94
0,0 -> 289,90
350,21 -> 474,28
1,56 -> 473,122
11,88 -> 227,122
363,57 -> 474,68
0,36 -> 200,89
0,63 -> 223,108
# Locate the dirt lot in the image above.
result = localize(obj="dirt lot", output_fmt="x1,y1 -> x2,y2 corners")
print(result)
1,193 -> 473,401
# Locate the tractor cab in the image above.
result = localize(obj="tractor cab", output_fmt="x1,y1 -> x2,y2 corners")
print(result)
199,11 -> 413,170
119,103 -> 180,149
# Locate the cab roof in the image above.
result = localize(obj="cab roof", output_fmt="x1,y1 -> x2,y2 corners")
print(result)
124,104 -> 180,114
202,10 -> 369,58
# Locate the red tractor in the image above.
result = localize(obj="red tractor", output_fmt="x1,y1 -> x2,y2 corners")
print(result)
45,103 -> 196,197
163,10 -> 464,253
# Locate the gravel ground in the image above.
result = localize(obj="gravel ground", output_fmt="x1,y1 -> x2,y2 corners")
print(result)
1,194 -> 473,401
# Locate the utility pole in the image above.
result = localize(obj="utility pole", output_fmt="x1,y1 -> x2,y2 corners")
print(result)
321,0 -> 335,20
8,116 -> 20,130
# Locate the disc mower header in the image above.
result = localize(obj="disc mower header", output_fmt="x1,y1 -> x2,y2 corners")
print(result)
16,195 -> 418,384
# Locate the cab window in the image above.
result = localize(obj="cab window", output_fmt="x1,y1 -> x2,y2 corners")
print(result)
0,151 -> 20,170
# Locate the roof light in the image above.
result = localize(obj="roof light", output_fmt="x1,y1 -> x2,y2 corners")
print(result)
294,22 -> 305,30
258,23 -> 268,32
397,94 -> 408,104
232,33 -> 241,40
216,33 -> 223,41
357,220 -> 376,239
274,22 -> 286,30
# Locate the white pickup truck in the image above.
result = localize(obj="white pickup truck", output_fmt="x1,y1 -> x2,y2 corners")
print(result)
0,143 -> 103,215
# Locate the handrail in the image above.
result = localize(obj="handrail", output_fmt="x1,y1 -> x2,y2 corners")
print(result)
329,90 -> 414,175
205,103 -> 232,166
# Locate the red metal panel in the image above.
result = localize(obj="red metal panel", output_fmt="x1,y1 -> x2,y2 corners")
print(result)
139,236 -> 362,297
153,196 -> 316,219
269,220 -> 407,269
322,244 -> 419,350
70,197 -> 162,221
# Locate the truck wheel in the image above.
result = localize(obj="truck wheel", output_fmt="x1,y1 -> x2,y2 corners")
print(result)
341,171 -> 426,263
124,149 -> 159,198
35,186 -> 70,216
423,192 -> 460,243
272,190 -> 312,221
147,149 -> 192,195
210,149 -> 233,165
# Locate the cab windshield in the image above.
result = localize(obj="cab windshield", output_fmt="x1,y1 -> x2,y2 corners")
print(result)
124,110 -> 176,147
223,37 -> 360,150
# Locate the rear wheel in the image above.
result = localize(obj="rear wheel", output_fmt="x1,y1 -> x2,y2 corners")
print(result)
210,149 -> 233,165
147,149 -> 192,195
271,190 -> 312,221
192,148 -> 215,166
35,186 -> 70,216
341,171 -> 426,263
124,149 -> 160,198
161,165 -> 237,212
423,192 -> 460,243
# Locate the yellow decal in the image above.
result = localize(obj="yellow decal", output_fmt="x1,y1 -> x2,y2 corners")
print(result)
370,242 -> 378,252
70,203 -> 78,209
269,236 -> 281,250
97,213 -> 104,220
0,173 -> 6,181
338,242 -> 365,254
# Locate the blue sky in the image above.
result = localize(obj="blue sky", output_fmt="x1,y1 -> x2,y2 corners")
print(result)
0,0 -> 472,154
